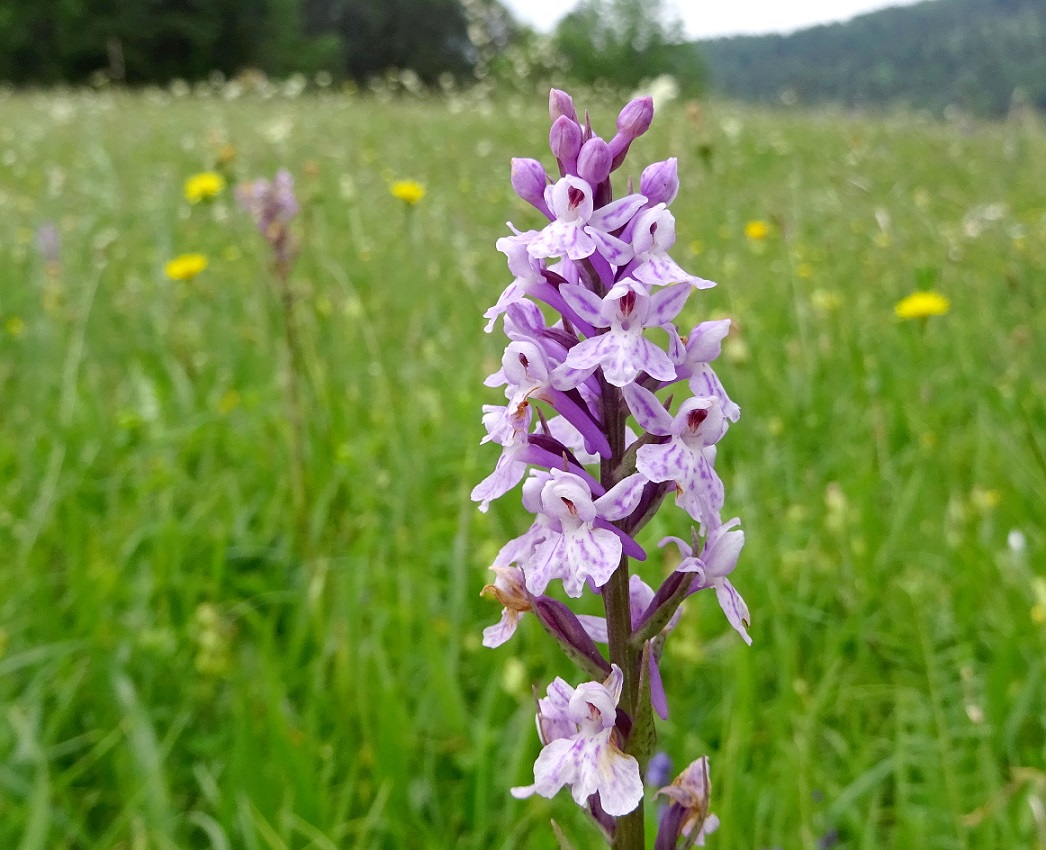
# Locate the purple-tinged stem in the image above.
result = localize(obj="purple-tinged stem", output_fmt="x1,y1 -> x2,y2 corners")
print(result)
600,374 -> 646,850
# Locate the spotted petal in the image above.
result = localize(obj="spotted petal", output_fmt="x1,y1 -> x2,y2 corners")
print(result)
594,472 -> 646,520
482,608 -> 522,648
563,526 -> 622,595
715,579 -> 752,645
622,382 -> 674,436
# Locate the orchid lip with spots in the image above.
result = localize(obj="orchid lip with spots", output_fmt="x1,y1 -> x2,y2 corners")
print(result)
473,88 -> 749,849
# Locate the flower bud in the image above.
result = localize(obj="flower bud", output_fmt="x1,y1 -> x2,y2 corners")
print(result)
549,88 -> 578,123
640,158 -> 679,206
533,596 -> 611,680
549,115 -> 583,175
577,137 -> 612,186
608,96 -> 655,168
510,157 -> 551,217
617,96 -> 655,140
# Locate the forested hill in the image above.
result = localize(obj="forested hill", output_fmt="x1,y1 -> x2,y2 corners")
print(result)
700,0 -> 1046,116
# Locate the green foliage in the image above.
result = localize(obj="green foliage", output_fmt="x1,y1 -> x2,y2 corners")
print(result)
0,0 -> 481,85
0,88 -> 1045,848
300,0 -> 474,83
702,0 -> 1046,116
553,0 -> 706,95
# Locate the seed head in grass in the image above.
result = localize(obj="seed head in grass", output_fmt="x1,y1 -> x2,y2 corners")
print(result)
894,290 -> 950,319
473,88 -> 749,847
184,171 -> 226,204
164,253 -> 208,280
390,179 -> 426,206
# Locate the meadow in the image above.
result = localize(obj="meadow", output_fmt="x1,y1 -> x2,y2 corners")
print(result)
0,82 -> 1044,849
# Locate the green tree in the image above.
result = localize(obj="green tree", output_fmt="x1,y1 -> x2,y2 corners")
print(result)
553,0 -> 705,94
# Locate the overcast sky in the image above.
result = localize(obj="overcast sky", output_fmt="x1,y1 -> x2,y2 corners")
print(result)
500,0 -> 927,40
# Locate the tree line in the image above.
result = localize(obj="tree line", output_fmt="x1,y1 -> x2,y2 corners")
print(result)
700,0 -> 1046,117
0,0 -> 703,93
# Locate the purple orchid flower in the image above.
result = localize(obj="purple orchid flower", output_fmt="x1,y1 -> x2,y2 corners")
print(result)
522,469 -> 646,597
622,383 -> 728,527
660,517 -> 750,645
236,169 -> 299,271
511,665 -> 644,817
527,176 -> 646,263
670,319 -> 742,422
628,204 -> 717,291
475,90 -> 749,847
555,280 -> 689,388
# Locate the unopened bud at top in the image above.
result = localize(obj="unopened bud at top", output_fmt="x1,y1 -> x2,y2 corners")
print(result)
617,96 -> 654,141
511,158 -> 551,216
577,137 -> 612,186
640,158 -> 679,206
549,115 -> 583,175
608,96 -> 655,167
549,88 -> 579,123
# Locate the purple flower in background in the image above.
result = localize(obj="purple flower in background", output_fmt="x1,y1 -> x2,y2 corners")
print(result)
475,89 -> 748,848
236,169 -> 299,272
35,222 -> 61,274
646,751 -> 673,790
511,665 -> 644,817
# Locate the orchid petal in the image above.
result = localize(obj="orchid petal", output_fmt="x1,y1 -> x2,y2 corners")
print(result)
686,319 -> 732,363
715,579 -> 752,645
636,440 -> 690,484
564,527 -> 622,594
560,283 -> 607,327
528,220 -> 596,262
586,743 -> 644,816
649,654 -> 668,719
482,609 -> 521,648
470,450 -> 527,511
622,382 -> 674,435
649,283 -> 691,326
595,472 -> 646,520
586,227 -> 635,266
589,193 -> 647,231
577,614 -> 609,644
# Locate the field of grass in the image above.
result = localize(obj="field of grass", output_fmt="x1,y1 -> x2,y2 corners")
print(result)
0,84 -> 1044,849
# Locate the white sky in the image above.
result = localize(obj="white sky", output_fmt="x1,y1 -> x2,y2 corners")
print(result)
501,0 -> 927,40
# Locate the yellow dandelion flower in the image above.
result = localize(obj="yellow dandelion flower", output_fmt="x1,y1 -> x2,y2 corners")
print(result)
744,220 -> 770,241
184,172 -> 226,204
165,253 -> 209,281
894,291 -> 950,320
390,179 -> 425,205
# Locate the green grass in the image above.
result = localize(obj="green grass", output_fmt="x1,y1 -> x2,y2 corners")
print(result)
0,85 -> 1044,849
